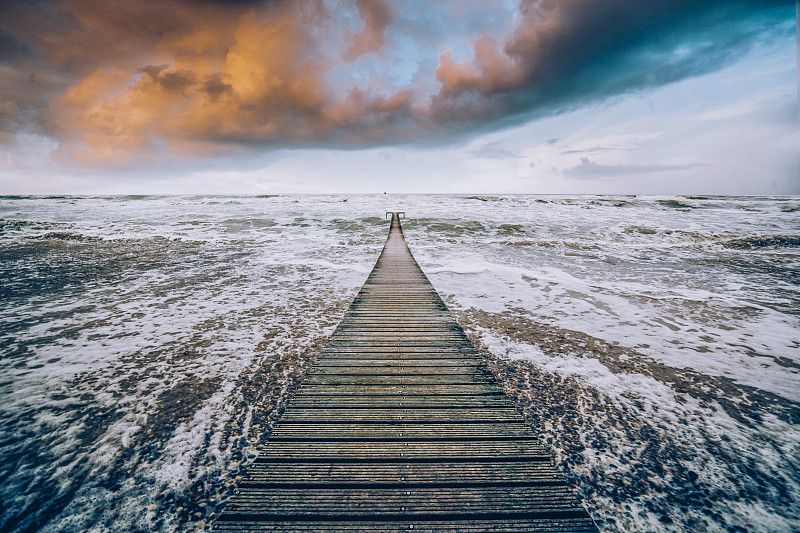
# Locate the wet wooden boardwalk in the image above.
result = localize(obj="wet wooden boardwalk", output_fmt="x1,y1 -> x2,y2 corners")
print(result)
214,213 -> 598,532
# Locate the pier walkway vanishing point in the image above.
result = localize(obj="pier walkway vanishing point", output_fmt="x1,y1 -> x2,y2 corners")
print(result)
214,213 -> 598,532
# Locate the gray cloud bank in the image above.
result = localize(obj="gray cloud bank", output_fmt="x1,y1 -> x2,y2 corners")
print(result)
564,157 -> 706,180
0,0 -> 792,165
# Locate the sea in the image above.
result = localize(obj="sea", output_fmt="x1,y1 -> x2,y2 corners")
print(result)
1,194 -> 798,532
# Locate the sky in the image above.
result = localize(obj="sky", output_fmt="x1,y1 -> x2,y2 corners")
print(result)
0,0 -> 797,194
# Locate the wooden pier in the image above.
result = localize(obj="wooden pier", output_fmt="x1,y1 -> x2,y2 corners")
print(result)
214,213 -> 598,532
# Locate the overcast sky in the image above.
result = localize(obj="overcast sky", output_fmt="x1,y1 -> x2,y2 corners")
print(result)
0,0 -> 797,194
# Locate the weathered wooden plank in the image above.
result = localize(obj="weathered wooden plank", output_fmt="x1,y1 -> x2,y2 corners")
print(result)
256,440 -> 550,461
335,318 -> 455,323
329,337 -> 469,343
311,367 -> 487,374
308,370 -> 491,379
313,358 -> 488,374
324,343 -> 475,350
337,320 -> 457,326
288,395 -> 515,408
213,519 -> 598,532
241,461 -> 565,485
280,408 -> 523,423
224,486 -> 585,515
320,345 -> 477,349
303,375 -> 495,385
269,422 -> 538,440
318,352 -> 482,359
295,385 -> 503,396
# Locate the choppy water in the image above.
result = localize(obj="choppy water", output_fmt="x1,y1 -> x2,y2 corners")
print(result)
1,194 -> 798,532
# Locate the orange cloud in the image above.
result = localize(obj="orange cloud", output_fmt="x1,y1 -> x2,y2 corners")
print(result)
42,0 -> 420,164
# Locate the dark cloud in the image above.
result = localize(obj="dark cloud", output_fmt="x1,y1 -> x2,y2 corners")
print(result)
564,157 -> 705,180
0,30 -> 32,61
431,1 -> 790,126
202,73 -> 233,101
0,0 -> 792,165
140,65 -> 197,94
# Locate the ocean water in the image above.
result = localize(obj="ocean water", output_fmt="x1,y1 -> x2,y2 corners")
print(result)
0,194 -> 798,532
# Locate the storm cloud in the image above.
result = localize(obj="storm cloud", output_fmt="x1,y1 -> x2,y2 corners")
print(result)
0,0 -> 791,165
